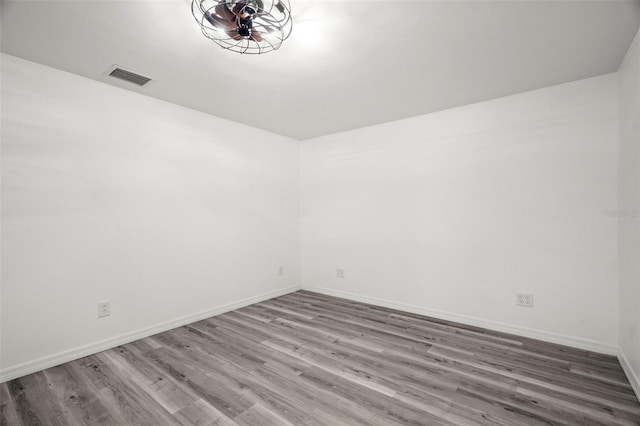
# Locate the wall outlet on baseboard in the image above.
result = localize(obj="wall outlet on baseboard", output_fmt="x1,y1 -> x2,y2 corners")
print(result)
98,300 -> 111,318
516,293 -> 534,308
278,266 -> 284,276
336,268 -> 345,278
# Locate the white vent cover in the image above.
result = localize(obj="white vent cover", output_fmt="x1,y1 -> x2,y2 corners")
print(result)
105,65 -> 153,87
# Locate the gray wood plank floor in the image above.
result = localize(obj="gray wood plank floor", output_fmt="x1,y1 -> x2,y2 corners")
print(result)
1,290 -> 639,425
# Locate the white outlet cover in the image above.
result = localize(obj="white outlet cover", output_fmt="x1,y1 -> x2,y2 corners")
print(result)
516,293 -> 534,308
98,300 -> 111,318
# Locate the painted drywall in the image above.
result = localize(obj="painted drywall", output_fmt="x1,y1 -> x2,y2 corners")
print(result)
618,27 -> 640,396
0,54 -> 301,380
0,49 -> 630,384
301,74 -> 619,352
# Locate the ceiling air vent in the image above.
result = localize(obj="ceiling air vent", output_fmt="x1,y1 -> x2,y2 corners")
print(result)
105,65 -> 153,87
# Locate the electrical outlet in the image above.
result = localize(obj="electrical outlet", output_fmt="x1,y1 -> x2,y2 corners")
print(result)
98,300 -> 111,318
629,324 -> 637,339
278,266 -> 284,276
336,268 -> 345,278
516,293 -> 534,308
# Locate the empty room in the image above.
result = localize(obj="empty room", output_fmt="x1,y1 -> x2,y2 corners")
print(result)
1,0 -> 640,424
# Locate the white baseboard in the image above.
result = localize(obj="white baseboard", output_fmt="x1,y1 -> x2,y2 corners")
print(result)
0,285 -> 301,383
618,348 -> 640,402
302,285 -> 619,356
5,283 -> 633,398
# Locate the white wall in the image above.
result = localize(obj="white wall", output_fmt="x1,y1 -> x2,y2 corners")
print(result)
301,74 -> 619,352
0,54 -> 301,380
0,49 -> 632,385
618,27 -> 640,396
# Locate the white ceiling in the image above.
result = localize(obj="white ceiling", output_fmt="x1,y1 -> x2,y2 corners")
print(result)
2,0 -> 640,140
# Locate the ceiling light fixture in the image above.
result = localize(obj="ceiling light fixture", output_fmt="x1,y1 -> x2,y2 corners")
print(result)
192,0 -> 292,54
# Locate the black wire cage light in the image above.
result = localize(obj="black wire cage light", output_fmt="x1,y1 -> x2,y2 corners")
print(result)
192,0 -> 292,54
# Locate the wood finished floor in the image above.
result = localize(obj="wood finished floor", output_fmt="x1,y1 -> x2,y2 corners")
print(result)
1,290 -> 639,425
